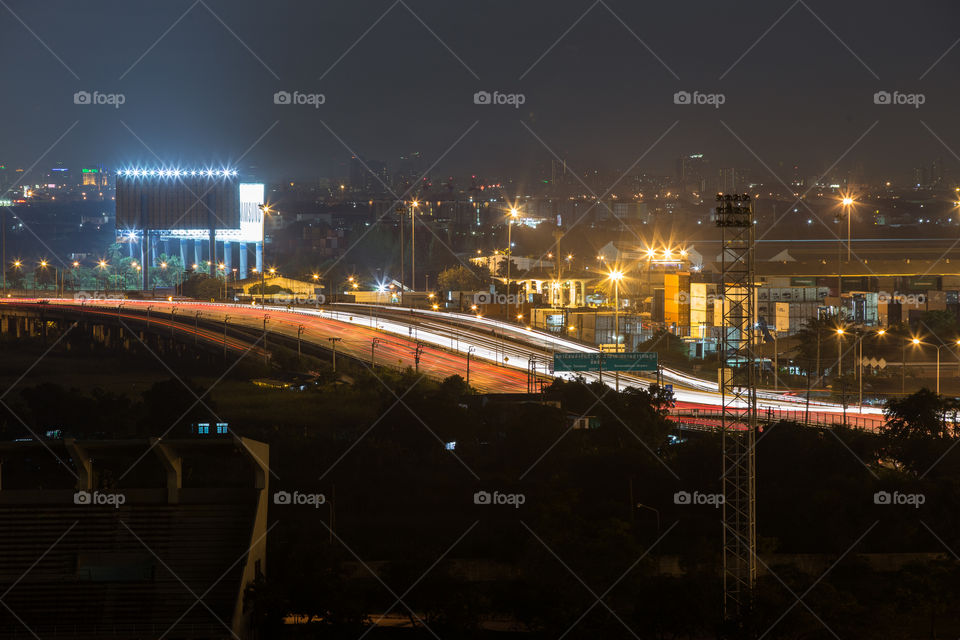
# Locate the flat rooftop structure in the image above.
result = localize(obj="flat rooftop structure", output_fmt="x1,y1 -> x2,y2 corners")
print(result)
0,437 -> 269,639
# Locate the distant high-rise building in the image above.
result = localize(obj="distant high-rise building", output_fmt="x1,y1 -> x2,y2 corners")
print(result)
0,164 -> 10,195
349,155 -> 389,194
81,166 -> 107,188
719,167 -> 748,194
675,154 -> 710,196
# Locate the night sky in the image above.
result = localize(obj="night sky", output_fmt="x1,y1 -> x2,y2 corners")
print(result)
3,0 -> 959,182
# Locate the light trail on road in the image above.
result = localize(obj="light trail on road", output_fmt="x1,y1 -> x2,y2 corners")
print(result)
1,299 -> 530,393
1,298 -> 887,426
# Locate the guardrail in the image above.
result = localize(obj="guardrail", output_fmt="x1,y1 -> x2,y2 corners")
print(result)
667,407 -> 884,430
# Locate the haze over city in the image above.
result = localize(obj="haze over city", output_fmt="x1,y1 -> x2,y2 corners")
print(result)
2,1 -> 960,639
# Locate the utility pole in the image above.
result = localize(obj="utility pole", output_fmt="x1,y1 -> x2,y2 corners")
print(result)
1,207 -> 5,296
773,330 -> 778,391
297,324 -> 305,362
328,337 -> 342,375
466,346 -> 475,385
263,315 -> 270,368
414,341 -> 424,373
411,201 -> 417,303
398,204 -> 405,307
194,311 -> 201,345
815,329 -> 821,387
371,337 -> 381,367
716,193 -> 757,624
223,315 -> 230,360
258,204 -> 269,309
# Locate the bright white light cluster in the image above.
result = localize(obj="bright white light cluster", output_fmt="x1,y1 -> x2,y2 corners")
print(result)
118,168 -> 238,178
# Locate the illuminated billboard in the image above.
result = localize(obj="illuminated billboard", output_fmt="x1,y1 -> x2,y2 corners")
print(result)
116,168 -> 240,231
161,182 -> 264,243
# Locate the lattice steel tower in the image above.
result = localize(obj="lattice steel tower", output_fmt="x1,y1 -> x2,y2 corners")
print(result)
716,193 -> 758,623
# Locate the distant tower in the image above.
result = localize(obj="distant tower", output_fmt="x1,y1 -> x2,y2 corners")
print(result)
715,194 -> 757,624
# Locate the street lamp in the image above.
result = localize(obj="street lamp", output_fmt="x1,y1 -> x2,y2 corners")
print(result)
910,337 -> 960,395
37,259 -> 53,296
837,195 -> 855,298
836,327 -> 845,377
608,269 -> 624,392
902,337 -> 922,395
856,328 -> 886,411
466,346 -> 476,385
506,207 -> 519,315
258,203 -> 271,308
97,259 -> 109,292
410,200 -> 419,296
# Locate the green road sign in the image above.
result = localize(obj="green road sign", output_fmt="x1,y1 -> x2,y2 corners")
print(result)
553,352 -> 658,372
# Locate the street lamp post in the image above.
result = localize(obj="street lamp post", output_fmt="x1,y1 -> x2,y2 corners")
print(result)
911,338 -> 960,395
903,339 -> 914,395
328,337 -> 342,375
466,346 -> 476,385
837,196 -> 854,299
635,503 -> 661,533
842,196 -> 854,263
223,315 -> 230,360
410,200 -> 418,300
836,327 -> 845,378
772,330 -> 778,391
858,329 -> 885,410
263,315 -> 270,367
97,260 -> 109,292
507,207 -> 519,316
258,204 -> 270,308
608,269 -> 624,391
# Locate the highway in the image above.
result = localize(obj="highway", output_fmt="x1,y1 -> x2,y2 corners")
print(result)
0,298 -> 531,393
319,304 -> 885,429
0,298 -> 886,428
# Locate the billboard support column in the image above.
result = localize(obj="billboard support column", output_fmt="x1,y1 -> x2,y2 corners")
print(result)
208,228 -> 216,277
239,242 -> 248,280
194,239 -> 202,271
255,242 -> 263,274
224,241 -> 232,283
141,231 -> 150,291
179,240 -> 187,271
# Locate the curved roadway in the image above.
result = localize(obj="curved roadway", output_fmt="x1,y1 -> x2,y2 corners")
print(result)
0,298 -> 885,429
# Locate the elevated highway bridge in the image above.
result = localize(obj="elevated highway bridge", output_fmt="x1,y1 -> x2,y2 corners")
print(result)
0,298 -> 886,429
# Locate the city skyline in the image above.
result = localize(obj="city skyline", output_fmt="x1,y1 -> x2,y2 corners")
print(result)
2,0 -> 959,183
